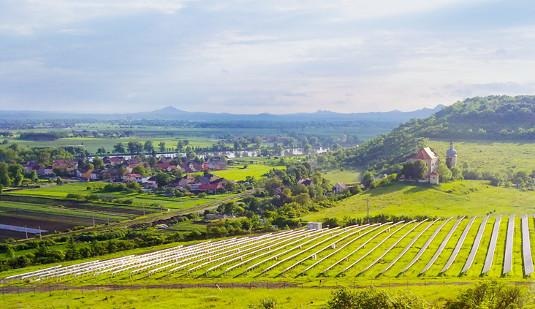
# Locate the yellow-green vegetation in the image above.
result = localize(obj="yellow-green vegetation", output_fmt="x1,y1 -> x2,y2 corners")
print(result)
323,169 -> 360,184
304,180 -> 535,220
0,285 -> 469,309
212,164 -> 284,181
429,140 -> 535,174
10,182 -> 235,210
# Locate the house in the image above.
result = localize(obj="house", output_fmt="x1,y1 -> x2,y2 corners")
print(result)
307,222 -> 322,230
207,157 -> 227,170
409,147 -> 440,184
52,159 -> 78,175
176,174 -> 196,189
155,160 -> 179,172
24,161 -> 41,174
333,182 -> 348,194
102,156 -> 125,166
40,166 -> 55,177
182,161 -> 207,173
77,169 -> 99,181
123,173 -> 143,183
298,178 -> 313,186
142,176 -> 158,189
191,178 -> 227,193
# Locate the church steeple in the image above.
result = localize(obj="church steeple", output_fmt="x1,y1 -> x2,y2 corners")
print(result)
446,141 -> 457,169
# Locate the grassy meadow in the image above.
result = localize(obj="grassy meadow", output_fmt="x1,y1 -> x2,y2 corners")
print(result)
429,140 -> 535,174
304,180 -> 535,221
0,285 -> 473,309
323,169 -> 361,184
212,164 -> 284,181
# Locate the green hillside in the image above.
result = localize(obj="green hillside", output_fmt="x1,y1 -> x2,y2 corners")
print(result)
345,95 -> 535,173
304,180 -> 535,220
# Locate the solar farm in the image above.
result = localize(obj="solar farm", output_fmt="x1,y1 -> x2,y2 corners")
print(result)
4,215 -> 534,284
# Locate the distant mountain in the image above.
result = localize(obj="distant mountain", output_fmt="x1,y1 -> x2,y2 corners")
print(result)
0,105 -> 444,123
346,95 -> 535,171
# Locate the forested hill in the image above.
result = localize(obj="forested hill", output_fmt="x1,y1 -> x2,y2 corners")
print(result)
413,95 -> 535,140
346,95 -> 535,172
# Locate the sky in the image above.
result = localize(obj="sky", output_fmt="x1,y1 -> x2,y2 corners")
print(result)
1,0 -> 535,114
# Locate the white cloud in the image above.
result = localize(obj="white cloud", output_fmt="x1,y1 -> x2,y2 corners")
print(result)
0,0 -> 190,34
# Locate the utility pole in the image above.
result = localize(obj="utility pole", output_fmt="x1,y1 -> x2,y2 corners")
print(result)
25,226 -> 28,239
366,198 -> 370,224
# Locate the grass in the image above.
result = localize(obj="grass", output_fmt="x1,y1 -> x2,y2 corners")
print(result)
303,180 -> 535,221
212,164 -> 284,181
323,168 -> 361,184
10,182 -> 235,210
429,140 -> 535,175
0,285 -> 471,308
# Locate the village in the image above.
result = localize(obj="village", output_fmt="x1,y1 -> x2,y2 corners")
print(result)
22,155 -> 234,195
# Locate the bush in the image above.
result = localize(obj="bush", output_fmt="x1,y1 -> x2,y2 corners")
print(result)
327,288 -> 428,309
445,281 -> 527,309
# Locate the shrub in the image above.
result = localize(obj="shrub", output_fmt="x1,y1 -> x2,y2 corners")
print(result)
445,281 -> 527,309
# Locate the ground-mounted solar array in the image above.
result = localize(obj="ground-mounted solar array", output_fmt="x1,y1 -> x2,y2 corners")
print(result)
4,215 -> 535,284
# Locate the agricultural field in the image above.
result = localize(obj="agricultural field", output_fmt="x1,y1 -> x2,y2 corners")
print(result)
212,164 -> 284,181
429,140 -> 535,175
0,136 -> 219,154
9,182 -> 235,210
0,200 -> 133,240
322,169 -> 360,184
304,180 -> 535,221
1,182 -> 239,239
5,215 -> 534,286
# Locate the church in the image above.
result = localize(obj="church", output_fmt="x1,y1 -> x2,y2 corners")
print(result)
408,142 -> 458,185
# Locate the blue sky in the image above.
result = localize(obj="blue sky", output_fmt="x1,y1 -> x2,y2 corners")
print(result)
1,0 -> 535,114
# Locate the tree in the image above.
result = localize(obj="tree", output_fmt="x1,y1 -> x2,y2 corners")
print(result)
56,176 -> 63,185
96,147 -> 107,154
155,172 -> 172,187
438,161 -> 452,182
64,237 -> 80,260
132,165 -> 148,176
361,171 -> 375,189
401,160 -> 427,180
113,143 -> 126,153
0,162 -> 11,187
92,157 -> 104,170
158,141 -> 166,152
29,170 -> 38,183
8,164 -> 24,186
127,141 -> 143,154
143,140 -> 154,153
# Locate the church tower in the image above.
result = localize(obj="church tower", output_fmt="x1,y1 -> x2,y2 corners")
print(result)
446,141 -> 457,169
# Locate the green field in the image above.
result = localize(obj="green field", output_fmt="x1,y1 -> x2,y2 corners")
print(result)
1,136 -> 218,153
304,180 -> 535,221
322,169 -> 360,184
10,182 -> 234,210
212,164 -> 284,181
429,140 -> 535,175
0,285 -> 474,308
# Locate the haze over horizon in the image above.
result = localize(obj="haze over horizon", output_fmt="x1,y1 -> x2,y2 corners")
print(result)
1,0 -> 535,114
